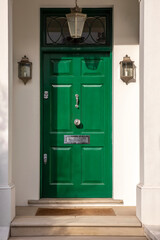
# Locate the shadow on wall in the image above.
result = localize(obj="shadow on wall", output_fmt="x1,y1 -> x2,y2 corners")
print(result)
114,0 -> 139,45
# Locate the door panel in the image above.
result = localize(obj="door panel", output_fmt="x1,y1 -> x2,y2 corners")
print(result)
50,85 -> 72,131
50,147 -> 73,184
51,59 -> 73,76
81,85 -> 104,131
82,147 -> 104,184
42,53 -> 112,198
81,59 -> 105,76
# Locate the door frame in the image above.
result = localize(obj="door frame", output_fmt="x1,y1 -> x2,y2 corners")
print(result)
40,8 -> 113,198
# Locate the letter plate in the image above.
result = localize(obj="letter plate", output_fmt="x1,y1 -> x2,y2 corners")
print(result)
64,135 -> 90,144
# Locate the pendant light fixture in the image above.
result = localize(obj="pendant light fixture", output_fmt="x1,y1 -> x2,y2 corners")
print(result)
66,0 -> 87,39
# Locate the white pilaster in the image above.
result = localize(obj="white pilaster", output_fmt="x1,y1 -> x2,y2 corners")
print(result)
137,0 -> 160,225
0,0 -> 15,227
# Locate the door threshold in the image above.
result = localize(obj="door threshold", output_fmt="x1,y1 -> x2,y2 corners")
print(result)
28,198 -> 123,207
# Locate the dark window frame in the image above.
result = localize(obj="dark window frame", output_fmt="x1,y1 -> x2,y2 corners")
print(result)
40,8 -> 112,49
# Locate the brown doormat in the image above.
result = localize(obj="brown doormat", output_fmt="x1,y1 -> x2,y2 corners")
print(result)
36,208 -> 116,216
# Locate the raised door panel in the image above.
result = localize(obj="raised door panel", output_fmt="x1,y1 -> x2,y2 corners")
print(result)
49,147 -> 73,184
50,85 -> 72,131
81,58 -> 105,76
81,85 -> 104,131
81,147 -> 104,184
50,59 -> 73,76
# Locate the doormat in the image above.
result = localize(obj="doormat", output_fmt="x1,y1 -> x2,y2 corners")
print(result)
36,208 -> 116,216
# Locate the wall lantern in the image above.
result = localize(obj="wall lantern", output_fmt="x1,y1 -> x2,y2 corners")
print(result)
120,55 -> 136,85
66,0 -> 87,39
18,55 -> 32,85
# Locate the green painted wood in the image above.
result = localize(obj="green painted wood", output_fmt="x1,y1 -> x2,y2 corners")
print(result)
42,53 -> 112,198
41,47 -> 112,53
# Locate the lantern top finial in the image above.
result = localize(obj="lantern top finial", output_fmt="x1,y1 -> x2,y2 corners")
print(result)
120,55 -> 134,64
21,55 -> 29,62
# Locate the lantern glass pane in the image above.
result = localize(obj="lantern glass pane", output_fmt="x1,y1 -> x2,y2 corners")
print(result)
66,14 -> 86,38
67,15 -> 76,37
76,15 -> 86,38
122,62 -> 133,77
20,64 -> 31,78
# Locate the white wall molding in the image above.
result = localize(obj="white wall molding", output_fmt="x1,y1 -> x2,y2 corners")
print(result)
0,184 -> 15,190
137,184 -> 160,190
144,225 -> 160,240
0,227 -> 10,240
0,185 -> 15,226
137,184 -> 160,225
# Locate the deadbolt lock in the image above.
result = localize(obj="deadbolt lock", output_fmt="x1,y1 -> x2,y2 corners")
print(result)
74,119 -> 81,126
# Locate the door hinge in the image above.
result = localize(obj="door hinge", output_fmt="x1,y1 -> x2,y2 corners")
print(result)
44,91 -> 48,99
43,153 -> 47,165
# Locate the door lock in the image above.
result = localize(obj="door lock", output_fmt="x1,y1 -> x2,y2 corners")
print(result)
74,119 -> 81,127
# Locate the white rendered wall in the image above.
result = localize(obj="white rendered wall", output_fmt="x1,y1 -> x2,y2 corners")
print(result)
137,0 -> 160,225
0,0 -> 15,227
13,0 -> 139,206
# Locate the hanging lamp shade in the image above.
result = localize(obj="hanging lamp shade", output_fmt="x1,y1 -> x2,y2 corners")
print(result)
66,0 -> 87,38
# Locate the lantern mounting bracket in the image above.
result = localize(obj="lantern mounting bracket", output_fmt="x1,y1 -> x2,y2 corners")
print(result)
71,0 -> 82,13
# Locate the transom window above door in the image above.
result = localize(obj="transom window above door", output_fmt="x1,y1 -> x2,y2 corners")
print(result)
46,16 -> 106,45
41,8 -> 112,48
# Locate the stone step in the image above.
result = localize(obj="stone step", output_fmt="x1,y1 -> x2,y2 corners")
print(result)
28,198 -> 123,207
10,216 -> 144,237
10,226 -> 144,237
11,216 -> 141,227
9,237 -> 148,240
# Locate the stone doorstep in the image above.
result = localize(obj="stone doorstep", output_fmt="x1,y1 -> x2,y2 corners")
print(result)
10,216 -> 144,237
11,216 -> 141,227
28,198 -> 123,206
11,226 -> 145,237
11,207 -> 145,238
9,237 -> 148,240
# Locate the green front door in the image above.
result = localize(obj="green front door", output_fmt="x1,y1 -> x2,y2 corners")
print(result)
42,52 -> 112,198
